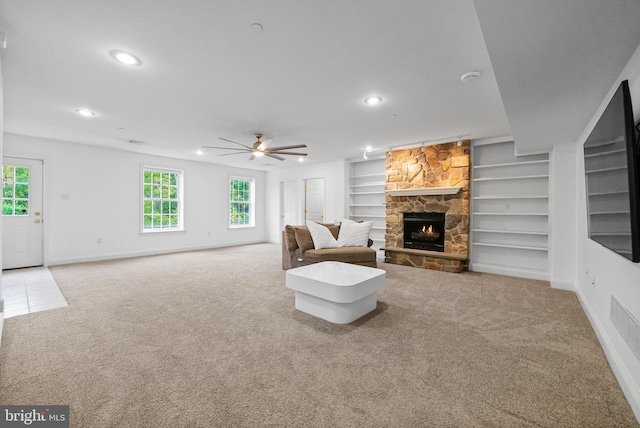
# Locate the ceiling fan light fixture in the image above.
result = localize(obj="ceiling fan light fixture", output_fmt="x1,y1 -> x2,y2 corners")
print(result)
253,150 -> 265,157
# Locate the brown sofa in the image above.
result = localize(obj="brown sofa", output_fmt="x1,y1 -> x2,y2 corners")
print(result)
282,223 -> 377,270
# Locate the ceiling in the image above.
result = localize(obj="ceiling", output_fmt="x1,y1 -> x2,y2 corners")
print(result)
0,1 -> 639,170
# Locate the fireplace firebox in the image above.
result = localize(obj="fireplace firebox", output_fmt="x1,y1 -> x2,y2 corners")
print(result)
403,212 -> 445,252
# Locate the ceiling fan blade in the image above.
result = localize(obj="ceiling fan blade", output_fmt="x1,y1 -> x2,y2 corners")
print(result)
266,153 -> 286,161
219,137 -> 253,149
266,151 -> 307,156
202,146 -> 247,151
267,144 -> 307,151
216,152 -> 248,157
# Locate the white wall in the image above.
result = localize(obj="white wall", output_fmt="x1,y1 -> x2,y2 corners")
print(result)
549,141 -> 577,290
4,134 -> 266,265
573,42 -> 640,419
264,159 -> 349,243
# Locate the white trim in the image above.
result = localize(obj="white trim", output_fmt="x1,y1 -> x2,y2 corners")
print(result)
386,186 -> 461,197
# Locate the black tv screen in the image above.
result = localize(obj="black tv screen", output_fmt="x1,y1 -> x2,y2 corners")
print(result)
584,80 -> 640,262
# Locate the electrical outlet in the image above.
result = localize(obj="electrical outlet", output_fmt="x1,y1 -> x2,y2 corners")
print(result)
97,238 -> 102,244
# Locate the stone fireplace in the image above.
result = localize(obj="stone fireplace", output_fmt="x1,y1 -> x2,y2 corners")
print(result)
383,141 -> 470,272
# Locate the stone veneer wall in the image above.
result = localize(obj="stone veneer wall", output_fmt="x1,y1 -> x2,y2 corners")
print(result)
385,141 -> 470,272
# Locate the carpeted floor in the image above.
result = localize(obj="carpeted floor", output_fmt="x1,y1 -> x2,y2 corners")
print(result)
0,243 -> 637,427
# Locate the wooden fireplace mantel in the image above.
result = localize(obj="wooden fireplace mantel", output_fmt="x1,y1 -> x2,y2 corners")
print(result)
386,186 -> 461,197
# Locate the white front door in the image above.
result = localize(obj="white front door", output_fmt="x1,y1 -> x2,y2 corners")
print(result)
281,180 -> 298,229
2,157 -> 44,270
305,177 -> 325,223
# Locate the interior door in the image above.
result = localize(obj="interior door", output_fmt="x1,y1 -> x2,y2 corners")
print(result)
281,180 -> 298,229
304,177 -> 325,223
2,157 -> 44,270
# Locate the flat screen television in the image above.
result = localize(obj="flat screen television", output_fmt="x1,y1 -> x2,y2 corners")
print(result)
584,80 -> 640,262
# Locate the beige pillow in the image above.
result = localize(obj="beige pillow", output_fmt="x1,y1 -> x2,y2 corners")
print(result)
294,226 -> 315,252
284,225 -> 299,251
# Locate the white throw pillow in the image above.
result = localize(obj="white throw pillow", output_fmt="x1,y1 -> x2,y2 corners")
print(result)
306,221 -> 339,249
338,219 -> 372,247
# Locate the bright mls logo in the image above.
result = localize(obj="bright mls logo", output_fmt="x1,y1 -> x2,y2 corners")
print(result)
0,406 -> 69,427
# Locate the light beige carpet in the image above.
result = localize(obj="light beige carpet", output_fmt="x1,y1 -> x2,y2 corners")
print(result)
0,243 -> 637,427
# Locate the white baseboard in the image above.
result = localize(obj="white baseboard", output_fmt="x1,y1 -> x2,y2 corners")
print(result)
550,278 -> 575,291
469,262 -> 549,281
574,286 -> 640,422
46,240 -> 267,266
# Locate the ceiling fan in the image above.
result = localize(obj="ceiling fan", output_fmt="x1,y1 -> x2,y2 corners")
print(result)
203,133 -> 308,161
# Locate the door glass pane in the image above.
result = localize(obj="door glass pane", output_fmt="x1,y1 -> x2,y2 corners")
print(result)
2,165 -> 29,216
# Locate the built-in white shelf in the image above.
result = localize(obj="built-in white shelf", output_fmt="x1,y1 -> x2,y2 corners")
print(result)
473,229 -> 548,236
473,212 -> 548,217
473,195 -> 548,200
472,174 -> 548,182
473,159 -> 549,169
351,173 -> 386,179
349,158 -> 386,256
350,181 -> 386,187
350,191 -> 385,195
470,140 -> 550,281
386,186 -> 461,197
473,242 -> 548,252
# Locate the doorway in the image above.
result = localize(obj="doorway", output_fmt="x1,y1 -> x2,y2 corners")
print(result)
304,177 -> 325,223
2,157 -> 44,270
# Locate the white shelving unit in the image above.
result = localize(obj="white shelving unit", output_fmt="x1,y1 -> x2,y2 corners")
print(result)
471,141 -> 550,280
348,157 -> 386,258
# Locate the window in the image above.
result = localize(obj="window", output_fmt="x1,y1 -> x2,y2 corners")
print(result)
229,177 -> 255,228
2,165 -> 30,216
142,167 -> 183,232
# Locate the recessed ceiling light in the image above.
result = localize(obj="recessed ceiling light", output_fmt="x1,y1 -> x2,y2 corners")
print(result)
196,150 -> 204,156
298,157 -> 305,163
364,96 -> 382,105
74,108 -> 95,117
251,23 -> 263,32
109,50 -> 142,66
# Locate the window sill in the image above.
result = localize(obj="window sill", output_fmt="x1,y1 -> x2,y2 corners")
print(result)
228,225 -> 255,230
140,228 -> 185,236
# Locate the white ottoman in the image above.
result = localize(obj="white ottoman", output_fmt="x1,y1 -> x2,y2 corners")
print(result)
286,261 -> 386,324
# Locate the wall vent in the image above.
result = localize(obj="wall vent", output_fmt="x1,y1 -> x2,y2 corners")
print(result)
611,296 -> 640,361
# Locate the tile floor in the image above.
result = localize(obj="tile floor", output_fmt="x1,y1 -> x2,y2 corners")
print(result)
1,266 -> 68,318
